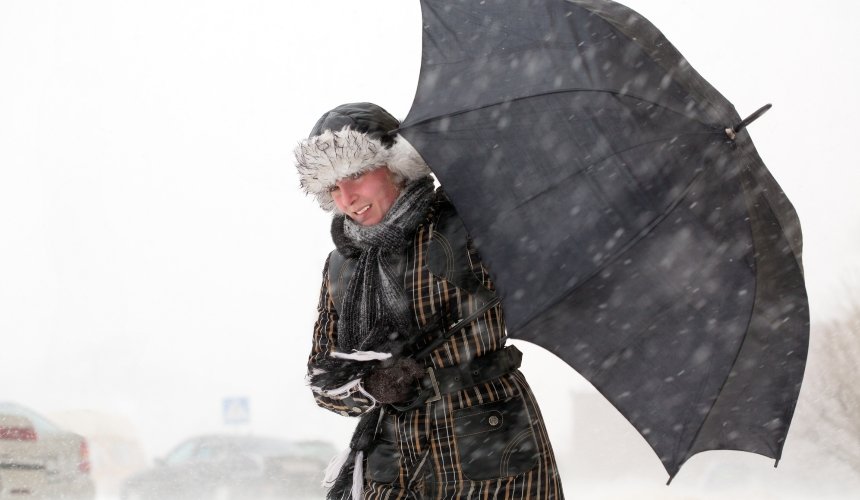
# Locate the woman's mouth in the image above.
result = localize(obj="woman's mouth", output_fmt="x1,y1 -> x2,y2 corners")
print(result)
354,205 -> 371,216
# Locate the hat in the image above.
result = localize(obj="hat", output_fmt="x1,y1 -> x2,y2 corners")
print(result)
294,102 -> 432,212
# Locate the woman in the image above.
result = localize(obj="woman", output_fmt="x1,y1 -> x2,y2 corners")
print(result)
296,102 -> 563,499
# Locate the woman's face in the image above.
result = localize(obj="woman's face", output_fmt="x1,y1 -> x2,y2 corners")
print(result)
331,166 -> 401,226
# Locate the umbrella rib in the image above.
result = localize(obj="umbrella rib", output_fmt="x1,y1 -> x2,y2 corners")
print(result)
514,165 -> 707,334
672,166 -> 805,469
422,2 -> 466,57
516,166 -> 774,476
398,88 -> 711,132
512,161 -> 753,478
737,149 -> 807,275
503,131 -> 716,214
669,290 -> 769,476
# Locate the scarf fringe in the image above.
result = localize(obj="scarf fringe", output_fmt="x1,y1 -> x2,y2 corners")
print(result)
351,451 -> 365,500
311,378 -> 362,398
331,350 -> 392,361
323,448 -> 351,488
355,381 -> 379,408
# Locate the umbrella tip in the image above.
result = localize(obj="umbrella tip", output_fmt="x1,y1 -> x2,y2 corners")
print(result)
666,472 -> 678,486
727,103 -> 774,140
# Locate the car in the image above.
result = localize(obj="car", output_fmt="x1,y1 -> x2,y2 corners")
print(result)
0,402 -> 96,500
48,410 -> 149,498
120,434 -> 335,500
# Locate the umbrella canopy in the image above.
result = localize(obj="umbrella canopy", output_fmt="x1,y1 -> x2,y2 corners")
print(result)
398,0 -> 809,480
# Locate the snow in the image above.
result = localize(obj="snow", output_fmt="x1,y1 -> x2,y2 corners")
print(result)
1,1 -> 858,498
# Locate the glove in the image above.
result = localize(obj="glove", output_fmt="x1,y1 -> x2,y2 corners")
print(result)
363,357 -> 426,404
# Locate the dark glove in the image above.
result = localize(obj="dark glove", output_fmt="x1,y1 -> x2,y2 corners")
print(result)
363,357 -> 426,404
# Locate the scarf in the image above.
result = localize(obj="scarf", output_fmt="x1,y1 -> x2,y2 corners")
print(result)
335,177 -> 435,352
312,176 -> 435,500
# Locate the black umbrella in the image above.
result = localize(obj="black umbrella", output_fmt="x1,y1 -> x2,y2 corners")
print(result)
398,0 -> 808,481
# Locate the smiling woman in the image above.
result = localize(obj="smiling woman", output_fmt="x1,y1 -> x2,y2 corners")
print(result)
294,102 -> 563,499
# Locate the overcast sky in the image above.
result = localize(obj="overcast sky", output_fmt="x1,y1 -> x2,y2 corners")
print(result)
1,0 -> 859,494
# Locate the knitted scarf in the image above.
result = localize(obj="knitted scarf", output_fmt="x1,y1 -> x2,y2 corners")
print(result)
312,176 -> 435,500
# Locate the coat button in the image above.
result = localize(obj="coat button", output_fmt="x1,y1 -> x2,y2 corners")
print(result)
488,415 -> 500,427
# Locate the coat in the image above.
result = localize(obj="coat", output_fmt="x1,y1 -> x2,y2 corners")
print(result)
308,192 -> 564,499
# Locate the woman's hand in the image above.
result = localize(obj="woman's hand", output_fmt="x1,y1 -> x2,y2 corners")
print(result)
363,357 -> 426,404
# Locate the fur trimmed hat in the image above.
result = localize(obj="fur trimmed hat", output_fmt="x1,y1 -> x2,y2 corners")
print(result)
294,102 -> 432,212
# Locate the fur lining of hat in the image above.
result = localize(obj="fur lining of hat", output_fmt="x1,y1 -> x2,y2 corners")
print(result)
294,127 -> 432,212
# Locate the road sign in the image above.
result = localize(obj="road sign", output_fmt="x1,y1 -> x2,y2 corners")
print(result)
222,397 -> 250,425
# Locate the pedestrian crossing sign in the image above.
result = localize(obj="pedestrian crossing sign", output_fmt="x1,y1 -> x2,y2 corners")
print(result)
222,397 -> 250,425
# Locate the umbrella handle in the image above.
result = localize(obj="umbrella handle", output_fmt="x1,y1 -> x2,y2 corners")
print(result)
725,103 -> 773,140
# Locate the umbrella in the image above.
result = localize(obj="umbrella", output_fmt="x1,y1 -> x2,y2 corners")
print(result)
397,0 -> 809,480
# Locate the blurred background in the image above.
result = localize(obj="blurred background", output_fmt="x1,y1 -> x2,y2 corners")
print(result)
1,1 -> 858,498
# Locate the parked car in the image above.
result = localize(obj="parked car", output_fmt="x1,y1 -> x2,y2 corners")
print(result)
0,402 -> 95,499
48,410 -> 148,498
120,434 -> 334,500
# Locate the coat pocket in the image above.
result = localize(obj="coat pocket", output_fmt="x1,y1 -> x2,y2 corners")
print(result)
365,417 -> 400,484
453,396 -> 540,480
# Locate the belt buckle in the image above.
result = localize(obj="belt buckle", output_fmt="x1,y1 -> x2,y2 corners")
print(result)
425,366 -> 441,403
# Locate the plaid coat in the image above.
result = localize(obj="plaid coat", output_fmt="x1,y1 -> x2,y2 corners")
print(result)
309,194 -> 564,499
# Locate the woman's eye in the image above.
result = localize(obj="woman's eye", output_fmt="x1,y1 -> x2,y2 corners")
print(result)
329,185 -> 340,193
